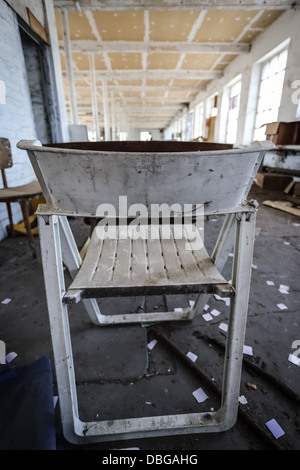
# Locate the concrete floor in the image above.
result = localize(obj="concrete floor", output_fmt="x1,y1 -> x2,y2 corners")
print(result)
0,183 -> 299,450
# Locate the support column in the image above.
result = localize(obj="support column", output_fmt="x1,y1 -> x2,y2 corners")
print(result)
89,53 -> 100,141
61,8 -> 78,125
102,79 -> 111,141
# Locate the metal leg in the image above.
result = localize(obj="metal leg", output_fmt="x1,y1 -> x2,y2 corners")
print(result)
58,216 -> 105,326
38,214 -> 81,443
220,211 -> 256,428
193,213 -> 236,316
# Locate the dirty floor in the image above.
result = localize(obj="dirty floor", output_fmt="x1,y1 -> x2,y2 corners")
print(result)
0,183 -> 299,451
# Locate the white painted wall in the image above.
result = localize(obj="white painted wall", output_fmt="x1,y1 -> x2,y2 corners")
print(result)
0,0 -> 37,240
165,10 -> 300,146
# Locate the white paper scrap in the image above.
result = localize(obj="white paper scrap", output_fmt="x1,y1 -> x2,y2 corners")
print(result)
189,300 -> 195,308
239,395 -> 248,405
279,284 -> 289,294
219,322 -> 228,332
204,304 -> 209,311
147,339 -> 157,350
243,345 -> 253,356
203,313 -> 213,322
266,280 -> 275,286
174,307 -> 183,312
277,303 -> 288,310
265,419 -> 285,439
211,308 -> 221,317
284,241 -> 290,245
1,298 -> 11,305
186,351 -> 197,362
6,351 -> 17,363
288,353 -> 300,367
192,387 -> 209,403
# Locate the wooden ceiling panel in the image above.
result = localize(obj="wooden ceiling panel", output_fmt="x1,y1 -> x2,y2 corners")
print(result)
181,53 -> 219,70
108,52 -> 143,70
91,10 -> 145,41
251,10 -> 283,29
72,52 -> 90,69
149,10 -> 201,41
147,53 -> 181,69
68,11 -> 97,40
193,10 -> 259,42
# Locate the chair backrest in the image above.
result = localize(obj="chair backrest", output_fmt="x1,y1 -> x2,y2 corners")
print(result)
0,138 -> 13,189
17,139 -> 273,217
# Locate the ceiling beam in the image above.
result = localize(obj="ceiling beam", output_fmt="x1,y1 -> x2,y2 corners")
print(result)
73,85 -> 205,92
54,0 -> 299,10
64,69 -> 223,80
59,40 -> 250,55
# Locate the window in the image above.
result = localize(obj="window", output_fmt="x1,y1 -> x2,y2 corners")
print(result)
119,131 -> 128,141
226,80 -> 241,144
140,131 -> 152,141
193,103 -> 204,139
253,49 -> 288,141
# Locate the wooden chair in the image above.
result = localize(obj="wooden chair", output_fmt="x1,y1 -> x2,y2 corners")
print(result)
0,138 -> 42,258
17,138 -> 273,444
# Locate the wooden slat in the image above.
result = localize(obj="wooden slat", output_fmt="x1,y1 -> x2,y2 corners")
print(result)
67,224 -> 230,297
147,225 -> 167,283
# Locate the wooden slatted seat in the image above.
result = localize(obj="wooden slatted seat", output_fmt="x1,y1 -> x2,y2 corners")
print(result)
64,224 -> 233,303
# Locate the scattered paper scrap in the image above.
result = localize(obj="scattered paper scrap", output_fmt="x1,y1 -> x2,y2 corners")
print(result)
186,351 -> 197,362
239,395 -> 248,405
174,307 -> 183,312
1,298 -> 11,305
203,304 -> 209,311
211,308 -> 221,317
189,300 -> 195,308
219,322 -> 228,332
284,241 -> 290,245
243,345 -> 253,356
192,387 -> 209,403
279,284 -> 289,294
266,280 -> 275,286
277,303 -> 288,310
214,294 -> 230,306
288,353 -> 300,367
147,339 -> 157,350
53,396 -> 58,409
6,351 -> 17,363
265,419 -> 285,439
203,313 -> 213,322
252,263 -> 257,269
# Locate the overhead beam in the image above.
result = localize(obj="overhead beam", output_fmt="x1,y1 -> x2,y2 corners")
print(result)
73,85 -> 205,92
64,69 -> 223,81
58,40 -> 250,55
54,0 -> 299,10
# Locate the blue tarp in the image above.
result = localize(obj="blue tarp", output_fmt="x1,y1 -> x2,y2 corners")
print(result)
0,357 -> 56,450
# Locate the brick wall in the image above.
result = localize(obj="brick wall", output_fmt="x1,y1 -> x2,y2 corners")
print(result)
0,0 -> 37,240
